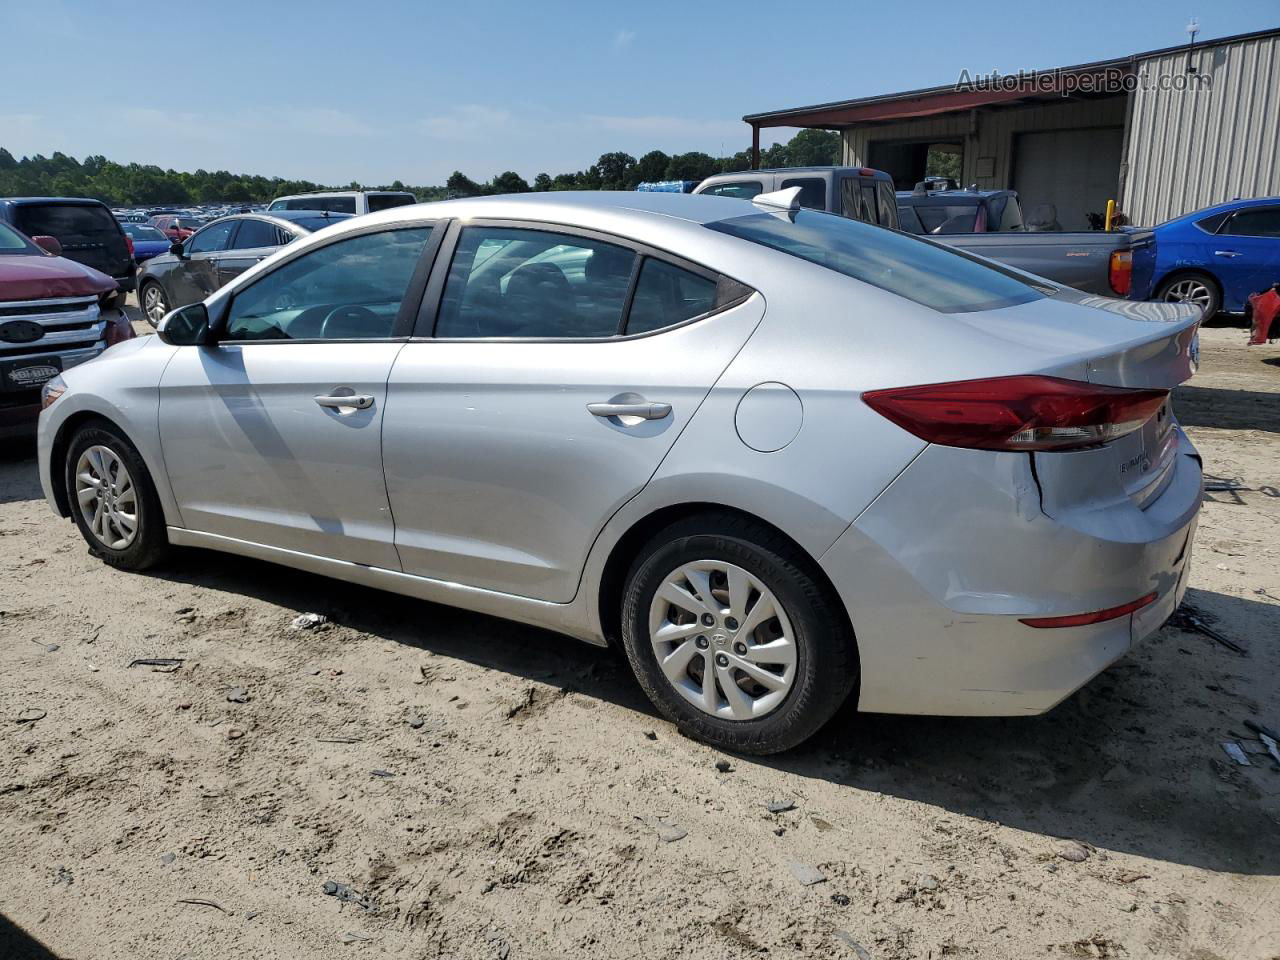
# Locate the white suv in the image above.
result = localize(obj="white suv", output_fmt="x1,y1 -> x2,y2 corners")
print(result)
266,191 -> 416,216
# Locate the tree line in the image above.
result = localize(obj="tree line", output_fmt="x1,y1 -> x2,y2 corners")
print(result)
0,130 -> 839,206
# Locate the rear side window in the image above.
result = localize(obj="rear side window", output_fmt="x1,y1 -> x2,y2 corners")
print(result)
840,179 -> 876,223
284,196 -> 357,214
896,206 -> 925,234
627,260 -> 718,334
15,203 -> 118,239
231,219 -> 283,249
701,181 -> 764,200
367,194 -> 416,212
188,220 -> 237,254
436,227 -> 637,338
779,177 -> 826,210
875,182 -> 899,229
706,210 -> 1044,313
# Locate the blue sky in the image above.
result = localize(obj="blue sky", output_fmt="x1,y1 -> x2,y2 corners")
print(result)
1,0 -> 1275,186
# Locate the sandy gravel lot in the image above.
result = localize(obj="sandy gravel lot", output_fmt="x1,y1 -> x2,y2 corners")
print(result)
1,319 -> 1277,960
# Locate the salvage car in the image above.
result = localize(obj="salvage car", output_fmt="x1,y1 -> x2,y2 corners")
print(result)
0,221 -> 133,438
1128,196 -> 1280,320
267,190 -> 416,216
120,223 -> 171,264
0,197 -> 137,293
137,210 -> 351,323
149,215 -> 205,242
36,191 -> 1202,754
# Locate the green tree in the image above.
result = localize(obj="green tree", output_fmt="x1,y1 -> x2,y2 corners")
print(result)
594,151 -> 635,190
489,171 -> 531,194
446,171 -> 486,198
532,173 -> 553,192
664,151 -> 717,182
786,129 -> 841,166
633,150 -> 669,184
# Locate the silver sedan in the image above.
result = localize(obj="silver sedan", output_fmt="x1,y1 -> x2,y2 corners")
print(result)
35,190 -> 1203,753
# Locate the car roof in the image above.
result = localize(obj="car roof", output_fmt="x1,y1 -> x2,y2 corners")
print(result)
1,196 -> 109,206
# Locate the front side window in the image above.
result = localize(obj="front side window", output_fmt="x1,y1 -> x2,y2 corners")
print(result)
187,219 -> 237,254
701,181 -> 764,200
224,227 -> 433,341
779,177 -> 826,210
284,196 -> 357,214
435,227 -> 637,338
626,259 -> 718,335
707,210 -> 1044,313
1223,207 -> 1280,238
367,193 -> 416,212
231,219 -> 283,249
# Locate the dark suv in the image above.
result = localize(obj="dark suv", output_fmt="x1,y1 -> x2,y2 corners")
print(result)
0,198 -> 136,291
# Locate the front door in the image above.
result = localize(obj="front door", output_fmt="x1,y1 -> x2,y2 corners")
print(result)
171,218 -> 239,306
159,224 -> 436,567
1213,204 -> 1280,312
382,223 -> 763,602
216,217 -> 288,289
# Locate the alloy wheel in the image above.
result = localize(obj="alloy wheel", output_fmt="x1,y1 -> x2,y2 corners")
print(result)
648,560 -> 797,720
143,284 -> 168,324
1163,278 -> 1212,309
74,445 -> 138,550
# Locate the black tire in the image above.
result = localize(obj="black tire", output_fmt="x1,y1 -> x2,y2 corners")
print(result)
1156,271 -> 1221,322
620,512 -> 858,755
64,420 -> 169,571
140,280 -> 168,326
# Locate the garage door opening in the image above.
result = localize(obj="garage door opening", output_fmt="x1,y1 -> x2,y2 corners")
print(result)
1012,127 -> 1123,232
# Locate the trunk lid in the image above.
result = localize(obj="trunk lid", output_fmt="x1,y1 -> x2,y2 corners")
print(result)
955,292 -> 1201,518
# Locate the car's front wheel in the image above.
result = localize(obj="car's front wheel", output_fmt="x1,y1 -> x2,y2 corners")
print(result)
141,280 -> 169,325
64,421 -> 169,571
620,513 -> 858,755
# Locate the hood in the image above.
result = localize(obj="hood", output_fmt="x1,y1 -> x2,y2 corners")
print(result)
0,254 -> 117,302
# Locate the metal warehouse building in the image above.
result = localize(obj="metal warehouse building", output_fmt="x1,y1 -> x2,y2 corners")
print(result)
743,27 -> 1280,230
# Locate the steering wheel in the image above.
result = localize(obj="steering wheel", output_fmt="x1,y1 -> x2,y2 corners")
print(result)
320,304 -> 381,339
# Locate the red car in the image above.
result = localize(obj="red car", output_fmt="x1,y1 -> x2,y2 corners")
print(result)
149,215 -> 205,242
0,222 -> 134,438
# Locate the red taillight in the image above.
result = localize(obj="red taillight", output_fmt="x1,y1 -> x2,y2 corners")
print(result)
1019,592 -> 1157,628
862,375 -> 1168,452
1109,250 -> 1132,296
124,234 -> 134,258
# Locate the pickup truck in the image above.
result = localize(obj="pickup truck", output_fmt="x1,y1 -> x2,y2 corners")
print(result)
0,220 -> 134,438
702,169 -> 1133,297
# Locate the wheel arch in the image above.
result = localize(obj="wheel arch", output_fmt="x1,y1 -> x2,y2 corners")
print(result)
594,501 -> 858,671
48,410 -> 124,517
1154,267 -> 1222,303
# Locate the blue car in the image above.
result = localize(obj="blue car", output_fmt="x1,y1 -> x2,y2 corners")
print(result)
120,222 -> 172,264
1130,197 -> 1280,319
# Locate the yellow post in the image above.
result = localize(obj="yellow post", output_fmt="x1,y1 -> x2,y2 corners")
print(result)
1104,199 -> 1116,232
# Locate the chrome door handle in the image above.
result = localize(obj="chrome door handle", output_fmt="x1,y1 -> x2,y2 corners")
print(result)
587,400 -> 671,420
1214,250 -> 1242,257
314,393 -> 374,410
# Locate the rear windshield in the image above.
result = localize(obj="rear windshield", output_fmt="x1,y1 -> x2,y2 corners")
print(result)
915,204 -> 980,234
14,203 -> 120,239
367,193 -> 416,212
283,196 -> 357,214
292,216 -> 349,232
706,210 -> 1044,313
122,224 -> 167,241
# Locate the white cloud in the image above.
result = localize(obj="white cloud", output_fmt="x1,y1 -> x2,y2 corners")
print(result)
418,104 -> 513,142
613,29 -> 636,49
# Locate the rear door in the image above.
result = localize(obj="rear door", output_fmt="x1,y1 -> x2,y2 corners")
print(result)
217,218 -> 287,288
1212,205 -> 1280,311
382,222 -> 764,602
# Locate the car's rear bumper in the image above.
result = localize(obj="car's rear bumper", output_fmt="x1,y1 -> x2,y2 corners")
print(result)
820,431 -> 1201,716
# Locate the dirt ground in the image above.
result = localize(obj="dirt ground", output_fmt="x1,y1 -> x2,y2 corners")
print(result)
1,315 -> 1277,960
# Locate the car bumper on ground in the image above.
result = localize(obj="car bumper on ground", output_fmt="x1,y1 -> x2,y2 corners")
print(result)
821,430 -> 1202,717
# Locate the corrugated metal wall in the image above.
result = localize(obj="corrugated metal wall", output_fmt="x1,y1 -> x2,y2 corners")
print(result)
842,97 -> 1127,191
1125,34 -> 1280,225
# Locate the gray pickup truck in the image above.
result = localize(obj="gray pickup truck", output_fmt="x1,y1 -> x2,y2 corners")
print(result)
694,169 -> 1133,298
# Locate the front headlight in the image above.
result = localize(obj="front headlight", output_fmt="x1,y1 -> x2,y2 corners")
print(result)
40,375 -> 67,410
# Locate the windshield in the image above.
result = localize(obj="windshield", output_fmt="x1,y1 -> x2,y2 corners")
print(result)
176,218 -> 205,230
706,210 -> 1044,313
0,222 -> 35,253
122,224 -> 167,241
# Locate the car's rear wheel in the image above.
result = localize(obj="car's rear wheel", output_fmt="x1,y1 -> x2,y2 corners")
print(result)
64,421 -> 168,571
141,281 -> 169,325
1157,271 -> 1220,322
620,513 -> 858,754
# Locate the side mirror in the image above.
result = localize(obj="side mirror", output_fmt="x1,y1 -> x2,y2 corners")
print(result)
169,240 -> 186,257
156,302 -> 210,346
31,235 -> 62,256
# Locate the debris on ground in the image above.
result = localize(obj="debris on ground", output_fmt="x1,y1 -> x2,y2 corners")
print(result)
338,931 -> 371,943
370,769 -> 395,778
714,759 -> 732,773
290,613 -> 328,631
788,862 -> 826,886
1222,741 -> 1251,766
1169,606 -> 1247,655
655,821 -> 687,843
160,853 -> 176,865
128,658 -> 184,670
176,898 -> 230,914
1055,840 -> 1091,862
323,880 -> 377,913
225,687 -> 250,703
833,930 -> 872,959
643,730 -> 657,740
830,893 -> 851,906
26,638 -> 59,653
767,799 -> 796,813
316,736 -> 362,744
14,708 -> 46,724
